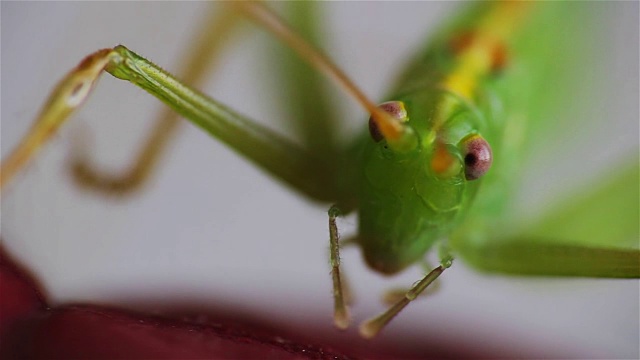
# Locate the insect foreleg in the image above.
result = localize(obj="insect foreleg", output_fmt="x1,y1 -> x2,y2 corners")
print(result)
359,258 -> 453,339
328,205 -> 351,330
382,259 -> 443,305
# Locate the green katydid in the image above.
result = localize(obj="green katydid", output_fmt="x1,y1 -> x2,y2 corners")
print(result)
1,1 -> 638,354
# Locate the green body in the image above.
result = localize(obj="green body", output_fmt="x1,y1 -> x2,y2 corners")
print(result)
98,2 -> 637,278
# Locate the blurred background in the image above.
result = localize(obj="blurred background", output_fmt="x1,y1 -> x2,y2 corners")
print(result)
1,2 -> 638,358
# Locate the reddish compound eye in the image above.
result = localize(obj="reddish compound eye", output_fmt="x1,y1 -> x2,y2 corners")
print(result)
461,135 -> 492,180
368,101 -> 408,142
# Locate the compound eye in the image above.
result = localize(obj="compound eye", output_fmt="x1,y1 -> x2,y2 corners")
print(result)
461,135 -> 492,180
368,101 -> 408,142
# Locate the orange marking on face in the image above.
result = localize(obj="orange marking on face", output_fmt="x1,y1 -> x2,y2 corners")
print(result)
430,141 -> 456,175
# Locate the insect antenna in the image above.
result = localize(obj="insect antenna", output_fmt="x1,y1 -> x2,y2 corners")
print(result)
233,2 -> 418,153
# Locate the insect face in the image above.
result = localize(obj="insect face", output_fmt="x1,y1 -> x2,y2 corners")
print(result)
358,96 -> 472,274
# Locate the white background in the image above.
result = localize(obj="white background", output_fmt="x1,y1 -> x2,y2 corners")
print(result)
1,2 -> 638,358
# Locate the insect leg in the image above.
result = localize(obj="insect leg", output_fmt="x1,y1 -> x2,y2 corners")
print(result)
382,259 -> 442,305
70,4 -> 242,195
1,49 -> 119,190
329,205 -> 350,329
359,257 -> 453,339
1,45 -> 341,201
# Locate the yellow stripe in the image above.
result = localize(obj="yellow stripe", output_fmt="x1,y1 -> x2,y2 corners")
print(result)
435,1 -> 530,131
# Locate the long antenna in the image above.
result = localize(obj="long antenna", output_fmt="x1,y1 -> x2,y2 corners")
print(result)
233,2 -> 417,152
